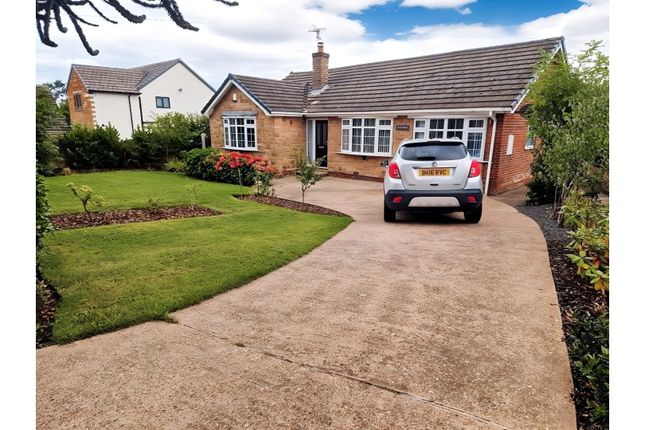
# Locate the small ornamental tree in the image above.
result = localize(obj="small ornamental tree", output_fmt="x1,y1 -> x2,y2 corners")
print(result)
66,183 -> 104,219
295,156 -> 324,203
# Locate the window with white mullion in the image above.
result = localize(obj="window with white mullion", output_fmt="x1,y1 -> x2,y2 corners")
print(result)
412,117 -> 487,159
223,116 -> 257,150
342,118 -> 392,155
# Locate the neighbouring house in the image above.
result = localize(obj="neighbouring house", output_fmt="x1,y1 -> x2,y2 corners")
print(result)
202,37 -> 565,195
67,59 -> 215,138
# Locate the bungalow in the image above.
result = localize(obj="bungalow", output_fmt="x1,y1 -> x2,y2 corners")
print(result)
202,37 -> 565,194
67,59 -> 215,138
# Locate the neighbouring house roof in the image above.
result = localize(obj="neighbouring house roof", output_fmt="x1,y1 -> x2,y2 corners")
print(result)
69,59 -> 215,95
202,37 -> 564,116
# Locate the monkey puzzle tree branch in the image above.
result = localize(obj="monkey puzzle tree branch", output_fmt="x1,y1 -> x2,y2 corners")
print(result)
36,0 -> 239,56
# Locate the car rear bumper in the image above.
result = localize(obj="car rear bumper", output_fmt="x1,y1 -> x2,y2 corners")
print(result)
385,189 -> 482,211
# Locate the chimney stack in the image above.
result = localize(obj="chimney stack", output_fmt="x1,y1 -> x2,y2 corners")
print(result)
312,41 -> 329,90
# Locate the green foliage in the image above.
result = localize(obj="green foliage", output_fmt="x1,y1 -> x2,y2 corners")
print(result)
254,170 -> 276,196
57,124 -> 125,169
295,156 -> 324,202
186,183 -> 200,205
183,148 -> 220,181
147,197 -> 164,213
566,311 -> 609,428
526,41 -> 609,206
164,157 -> 186,173
131,112 -> 208,166
36,175 -> 53,253
562,192 -> 609,293
46,80 -> 67,103
36,85 -> 62,176
65,182 -> 104,218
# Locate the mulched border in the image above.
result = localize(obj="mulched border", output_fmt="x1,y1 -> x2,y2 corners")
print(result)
519,204 -> 608,429
236,195 -> 349,217
50,205 -> 220,230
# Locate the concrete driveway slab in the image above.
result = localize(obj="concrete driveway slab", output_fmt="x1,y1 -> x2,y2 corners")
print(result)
37,177 -> 575,429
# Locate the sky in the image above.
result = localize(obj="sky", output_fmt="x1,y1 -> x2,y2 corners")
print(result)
36,0 -> 609,88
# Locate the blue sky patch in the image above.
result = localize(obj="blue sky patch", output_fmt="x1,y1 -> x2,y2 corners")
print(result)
350,0 -> 583,39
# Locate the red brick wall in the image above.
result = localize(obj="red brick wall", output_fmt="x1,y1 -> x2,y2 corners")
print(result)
67,69 -> 95,128
487,112 -> 534,195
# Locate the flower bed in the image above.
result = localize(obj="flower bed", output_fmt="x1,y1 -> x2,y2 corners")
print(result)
51,205 -> 220,230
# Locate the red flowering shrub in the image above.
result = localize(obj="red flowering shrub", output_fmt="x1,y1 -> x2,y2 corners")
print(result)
213,152 -> 276,189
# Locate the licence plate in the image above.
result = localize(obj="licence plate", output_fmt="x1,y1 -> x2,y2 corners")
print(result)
418,168 -> 450,176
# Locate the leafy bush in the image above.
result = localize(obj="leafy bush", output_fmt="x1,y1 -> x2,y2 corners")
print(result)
131,112 -> 208,166
566,311 -> 609,428
36,175 -> 53,253
164,157 -> 186,173
526,41 -> 608,207
66,182 -> 104,219
57,124 -> 123,169
183,148 -> 220,181
213,152 -> 275,187
36,86 -> 62,176
295,156 -> 324,202
562,192 -> 609,293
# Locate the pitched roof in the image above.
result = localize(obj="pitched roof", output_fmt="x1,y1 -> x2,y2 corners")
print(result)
70,59 -> 214,94
203,37 -> 563,115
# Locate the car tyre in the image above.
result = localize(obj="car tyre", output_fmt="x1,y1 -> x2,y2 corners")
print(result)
464,205 -> 482,224
384,202 -> 397,222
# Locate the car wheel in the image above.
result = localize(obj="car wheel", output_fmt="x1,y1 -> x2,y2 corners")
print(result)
464,205 -> 482,224
384,202 -> 397,222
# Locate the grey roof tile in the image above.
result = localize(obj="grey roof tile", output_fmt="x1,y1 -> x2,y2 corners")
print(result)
70,58 -> 207,94
203,37 -> 563,115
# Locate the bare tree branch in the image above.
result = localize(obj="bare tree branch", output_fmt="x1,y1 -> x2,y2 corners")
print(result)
36,0 -> 239,56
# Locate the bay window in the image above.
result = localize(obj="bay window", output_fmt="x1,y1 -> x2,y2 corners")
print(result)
341,118 -> 392,156
413,117 -> 487,159
223,116 -> 256,150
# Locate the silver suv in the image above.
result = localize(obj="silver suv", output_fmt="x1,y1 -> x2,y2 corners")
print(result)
381,138 -> 483,223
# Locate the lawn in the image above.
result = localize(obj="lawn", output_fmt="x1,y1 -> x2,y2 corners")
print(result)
41,171 -> 352,343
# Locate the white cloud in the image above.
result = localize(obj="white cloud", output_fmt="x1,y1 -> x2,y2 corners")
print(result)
401,0 -> 476,9
456,7 -> 472,15
36,0 -> 608,87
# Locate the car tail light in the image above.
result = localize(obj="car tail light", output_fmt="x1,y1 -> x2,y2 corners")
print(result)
392,196 -> 403,203
467,195 -> 477,203
388,162 -> 401,179
469,160 -> 481,178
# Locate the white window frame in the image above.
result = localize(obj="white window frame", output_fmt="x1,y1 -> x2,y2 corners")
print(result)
340,117 -> 393,156
412,116 -> 488,160
223,116 -> 257,151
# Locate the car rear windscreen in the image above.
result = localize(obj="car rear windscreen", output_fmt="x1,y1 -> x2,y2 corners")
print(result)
399,141 -> 467,161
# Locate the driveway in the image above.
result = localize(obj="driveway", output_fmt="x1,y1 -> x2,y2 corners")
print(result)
37,177 -> 575,429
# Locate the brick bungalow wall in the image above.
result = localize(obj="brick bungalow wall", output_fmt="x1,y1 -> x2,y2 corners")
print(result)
67,70 -> 95,128
325,117 -> 413,179
487,112 -> 534,195
209,86 -> 305,173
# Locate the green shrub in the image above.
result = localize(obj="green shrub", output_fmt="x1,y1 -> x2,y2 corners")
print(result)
567,311 -> 609,428
57,124 -> 122,169
213,152 -> 277,188
183,148 -> 219,181
36,175 -> 53,253
66,182 -> 104,219
131,113 -> 209,166
164,157 -> 186,173
562,192 -> 609,293
295,156 -> 324,202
